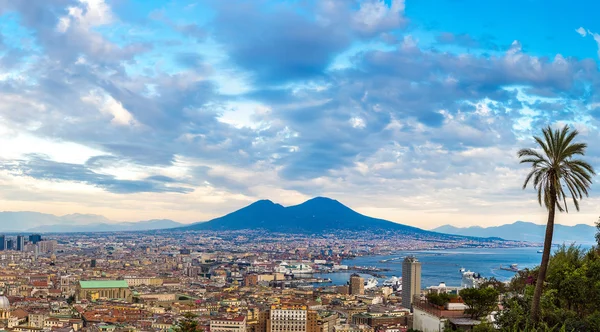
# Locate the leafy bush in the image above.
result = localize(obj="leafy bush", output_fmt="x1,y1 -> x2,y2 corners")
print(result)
496,245 -> 600,331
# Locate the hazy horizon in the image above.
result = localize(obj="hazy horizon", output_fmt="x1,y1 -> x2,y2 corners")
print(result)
1,0 -> 600,229
0,197 -> 595,230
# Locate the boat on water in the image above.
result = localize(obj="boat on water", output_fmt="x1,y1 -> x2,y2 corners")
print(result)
364,278 -> 378,290
537,249 -> 543,253
378,257 -> 402,263
499,264 -> 520,272
460,268 -> 483,288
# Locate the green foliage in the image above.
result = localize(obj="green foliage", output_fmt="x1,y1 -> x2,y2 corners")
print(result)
479,277 -> 507,293
426,292 -> 454,306
596,217 -> 600,247
173,312 -> 203,332
499,321 -> 568,332
472,322 -> 496,332
496,245 -> 600,331
545,246 -> 600,320
506,268 -> 537,294
460,287 -> 499,319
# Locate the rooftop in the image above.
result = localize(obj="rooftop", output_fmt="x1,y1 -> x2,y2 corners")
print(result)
212,316 -> 246,322
79,280 -> 129,289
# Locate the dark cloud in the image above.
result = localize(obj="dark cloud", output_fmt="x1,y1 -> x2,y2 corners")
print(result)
1,0 -> 600,202
1,155 -> 193,194
207,0 -> 407,85
192,166 -> 250,194
211,1 -> 351,84
255,41 -> 598,179
0,0 -> 151,67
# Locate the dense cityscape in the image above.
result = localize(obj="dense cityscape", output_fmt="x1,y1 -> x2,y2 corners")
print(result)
2,0 -> 600,331
0,230 -> 534,332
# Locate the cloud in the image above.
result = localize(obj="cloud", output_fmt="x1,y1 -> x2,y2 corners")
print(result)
210,1 -> 351,84
57,0 -> 113,32
589,31 -> 600,59
1,0 -> 600,226
0,0 -> 150,66
575,27 -> 600,59
81,90 -> 138,126
247,39 -> 596,180
351,0 -> 406,36
1,155 -> 193,194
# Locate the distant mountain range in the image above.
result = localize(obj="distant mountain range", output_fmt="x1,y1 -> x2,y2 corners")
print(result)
433,221 -> 597,245
4,199 -> 592,245
175,197 -> 497,242
0,211 -> 182,233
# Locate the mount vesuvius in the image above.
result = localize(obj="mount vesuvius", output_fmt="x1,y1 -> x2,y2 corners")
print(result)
176,197 -> 499,241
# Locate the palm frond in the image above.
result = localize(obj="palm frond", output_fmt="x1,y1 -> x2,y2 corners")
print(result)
519,125 -> 594,212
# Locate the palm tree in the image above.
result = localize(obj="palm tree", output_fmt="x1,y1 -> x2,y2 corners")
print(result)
518,125 -> 595,322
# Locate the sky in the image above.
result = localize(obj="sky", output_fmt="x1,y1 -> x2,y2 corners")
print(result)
1,0 -> 600,229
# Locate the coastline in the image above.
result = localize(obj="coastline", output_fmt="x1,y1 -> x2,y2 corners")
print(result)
314,247 -> 549,287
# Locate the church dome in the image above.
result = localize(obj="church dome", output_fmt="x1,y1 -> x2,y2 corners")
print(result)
0,293 -> 9,310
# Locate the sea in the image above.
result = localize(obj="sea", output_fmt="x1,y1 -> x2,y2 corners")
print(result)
313,246 -> 592,288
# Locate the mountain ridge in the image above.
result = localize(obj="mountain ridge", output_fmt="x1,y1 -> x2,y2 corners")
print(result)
176,197 -> 491,241
432,221 -> 597,244
0,211 -> 183,233
30,219 -> 183,233
4,199 -> 587,242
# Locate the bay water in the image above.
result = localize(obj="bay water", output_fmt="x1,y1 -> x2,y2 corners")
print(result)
313,246 -> 590,287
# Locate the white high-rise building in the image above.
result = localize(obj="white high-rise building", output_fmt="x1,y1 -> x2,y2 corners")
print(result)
210,316 -> 247,332
402,256 -> 422,310
269,304 -> 307,332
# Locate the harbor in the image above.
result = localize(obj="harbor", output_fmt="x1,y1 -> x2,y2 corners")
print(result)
315,247 -> 546,287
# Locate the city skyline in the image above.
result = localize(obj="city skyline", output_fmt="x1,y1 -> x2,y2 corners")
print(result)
2,0 -> 600,228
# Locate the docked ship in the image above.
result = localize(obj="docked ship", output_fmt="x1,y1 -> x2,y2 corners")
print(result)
364,277 -> 378,290
382,276 -> 402,290
460,268 -> 483,288
288,263 -> 314,274
275,262 -> 314,274
499,264 -> 520,272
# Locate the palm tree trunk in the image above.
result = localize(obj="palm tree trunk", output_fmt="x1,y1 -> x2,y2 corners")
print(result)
530,189 -> 556,322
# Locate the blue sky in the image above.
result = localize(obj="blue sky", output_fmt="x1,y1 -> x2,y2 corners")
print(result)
1,0 -> 600,228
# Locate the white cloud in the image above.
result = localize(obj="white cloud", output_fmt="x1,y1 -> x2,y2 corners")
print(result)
401,35 -> 418,50
352,0 -> 405,35
589,31 -> 600,58
57,0 -> 113,32
82,90 -> 137,126
350,116 -> 366,128
576,27 -> 600,59
218,101 -> 270,129
2,0 -> 600,229
0,121 -> 105,164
